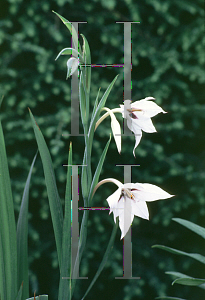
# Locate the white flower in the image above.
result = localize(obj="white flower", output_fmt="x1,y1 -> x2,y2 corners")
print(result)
120,97 -> 167,156
66,57 -> 78,78
102,179 -> 173,239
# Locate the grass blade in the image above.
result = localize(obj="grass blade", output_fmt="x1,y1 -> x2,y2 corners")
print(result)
80,34 -> 91,96
58,143 -> 72,300
172,277 -> 205,286
91,88 -> 101,121
17,152 -> 38,300
172,218 -> 205,239
152,245 -> 205,264
0,231 -> 6,299
52,11 -> 82,55
0,113 -> 17,299
166,271 -> 205,290
15,283 -> 23,300
166,271 -> 192,278
29,109 -> 63,268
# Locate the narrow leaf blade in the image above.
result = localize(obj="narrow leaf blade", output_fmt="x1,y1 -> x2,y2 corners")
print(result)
80,34 -> 91,95
53,11 -> 81,54
17,152 -> 38,300
0,115 -> 17,299
15,283 -> 23,300
172,218 -> 205,239
29,109 -> 63,268
91,87 -> 101,121
58,143 -> 72,300
166,271 -> 205,290
152,245 -> 205,264
172,277 -> 205,286
0,231 -> 6,300
165,271 -> 191,278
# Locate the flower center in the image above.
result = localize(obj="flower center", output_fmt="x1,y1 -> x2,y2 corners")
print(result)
127,108 -> 142,119
118,188 -> 139,202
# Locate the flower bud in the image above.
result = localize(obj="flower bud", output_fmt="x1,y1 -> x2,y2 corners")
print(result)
66,57 -> 78,78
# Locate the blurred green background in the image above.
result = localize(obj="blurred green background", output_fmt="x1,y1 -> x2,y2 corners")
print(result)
0,0 -> 204,299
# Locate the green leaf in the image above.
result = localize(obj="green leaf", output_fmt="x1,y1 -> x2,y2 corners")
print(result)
15,283 -> 23,300
80,34 -> 91,96
29,109 -> 63,269
166,271 -> 205,290
91,87 -> 101,121
88,75 -> 118,153
88,136 -> 111,205
52,11 -> 82,55
0,231 -> 6,300
152,245 -> 205,264
17,152 -> 37,300
172,218 -> 205,239
172,277 -> 205,286
81,218 -> 119,300
80,34 -> 91,128
156,297 -> 187,300
26,296 -> 48,300
0,112 -> 17,299
80,34 -> 91,65
77,137 -> 111,297
58,143 -> 72,300
165,271 -> 191,278
79,71 -> 87,130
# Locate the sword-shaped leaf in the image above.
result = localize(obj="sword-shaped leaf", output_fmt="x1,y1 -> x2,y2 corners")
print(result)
152,245 -> 205,264
0,105 -> 17,299
17,152 -> 37,300
173,218 -> 205,239
29,109 -> 63,268
58,143 -> 72,300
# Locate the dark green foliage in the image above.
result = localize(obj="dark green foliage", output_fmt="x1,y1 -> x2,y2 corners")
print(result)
0,0 -> 204,299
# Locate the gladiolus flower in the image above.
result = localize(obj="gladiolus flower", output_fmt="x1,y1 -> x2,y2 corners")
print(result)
120,97 -> 166,156
93,178 -> 174,239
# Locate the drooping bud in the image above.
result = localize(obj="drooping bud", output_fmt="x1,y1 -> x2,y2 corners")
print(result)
66,57 -> 78,78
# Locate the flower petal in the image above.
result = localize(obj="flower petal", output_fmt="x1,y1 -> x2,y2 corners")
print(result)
106,187 -> 122,223
131,200 -> 149,220
131,98 -> 167,118
133,129 -> 142,156
131,183 -> 174,202
118,207 -> 134,239
111,114 -> 121,154
130,112 -> 157,133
